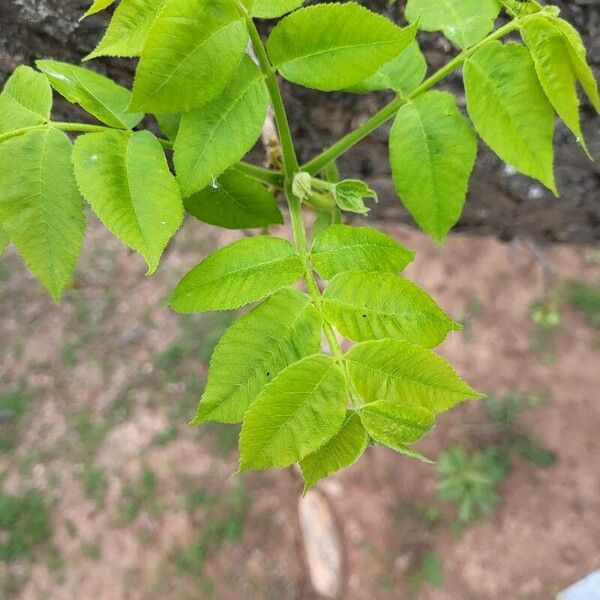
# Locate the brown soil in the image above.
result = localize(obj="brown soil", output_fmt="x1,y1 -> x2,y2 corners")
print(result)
1,215 -> 599,599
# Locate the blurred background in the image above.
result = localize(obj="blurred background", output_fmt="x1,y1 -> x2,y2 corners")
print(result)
0,1 -> 599,598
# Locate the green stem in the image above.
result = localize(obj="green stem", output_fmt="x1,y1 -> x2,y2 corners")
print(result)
0,121 -> 282,187
247,16 -> 347,366
302,18 -> 524,175
245,16 -> 299,177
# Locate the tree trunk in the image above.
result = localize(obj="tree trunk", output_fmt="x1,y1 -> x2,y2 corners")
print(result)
1,0 -> 598,243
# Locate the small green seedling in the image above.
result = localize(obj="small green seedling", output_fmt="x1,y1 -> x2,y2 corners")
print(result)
0,0 -> 597,488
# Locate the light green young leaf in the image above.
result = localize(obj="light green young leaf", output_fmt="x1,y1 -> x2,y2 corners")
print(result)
185,168 -> 282,230
358,400 -> 435,450
36,60 -> 143,130
0,128 -> 85,301
86,0 -> 168,60
389,91 -> 477,242
83,0 -> 116,18
0,225 -> 9,257
193,288 -> 322,424
549,17 -> 600,113
346,41 -> 427,94
333,180 -> 377,216
405,0 -> 501,49
174,57 -> 269,197
155,113 -> 181,141
129,0 -> 248,112
0,66 -> 52,134
311,224 -> 414,280
292,172 -> 313,202
267,4 -> 418,91
346,339 -> 483,413
464,42 -> 556,193
252,0 -> 304,19
323,271 -> 460,347
72,130 -> 183,274
520,16 -> 587,154
169,236 -> 304,313
239,355 -> 347,471
300,411 -> 368,492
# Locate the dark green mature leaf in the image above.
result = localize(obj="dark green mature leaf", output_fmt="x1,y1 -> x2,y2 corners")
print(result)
193,288 -> 322,424
346,339 -> 483,413
0,129 -> 85,301
300,411 -> 368,492
85,0 -> 169,60
252,0 -> 304,19
358,400 -> 434,449
323,271 -> 460,347
185,169 -> 282,229
267,4 -> 418,91
0,66 -> 52,134
311,224 -> 414,280
520,16 -> 586,153
83,0 -> 116,18
174,57 -> 269,197
239,355 -> 347,471
36,60 -> 143,130
169,236 -> 304,313
464,42 -> 556,192
347,41 -> 427,94
550,17 -> 599,113
389,91 -> 477,242
406,0 -> 501,49
72,130 -> 183,274
129,0 -> 248,112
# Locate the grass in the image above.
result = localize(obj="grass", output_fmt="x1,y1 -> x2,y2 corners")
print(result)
82,464 -> 108,509
120,466 -> 160,522
0,489 -> 52,562
174,482 -> 248,577
0,388 -> 27,453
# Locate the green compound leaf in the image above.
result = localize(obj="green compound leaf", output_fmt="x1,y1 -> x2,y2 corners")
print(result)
0,66 -> 52,134
405,0 -> 501,49
252,0 -> 304,19
300,411 -> 368,492
358,400 -> 435,450
174,57 -> 269,197
185,168 -> 283,230
36,60 -> 143,130
389,91 -> 477,242
83,0 -> 117,18
169,235 -> 304,313
129,0 -> 248,113
193,288 -> 322,424
85,0 -> 169,60
267,4 -> 418,91
520,16 -> 586,153
311,224 -> 414,280
72,130 -> 183,275
0,129 -> 85,301
464,42 -> 556,193
549,17 -> 600,113
239,355 -> 347,471
347,41 -> 427,95
323,271 -> 460,347
346,339 -> 483,414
